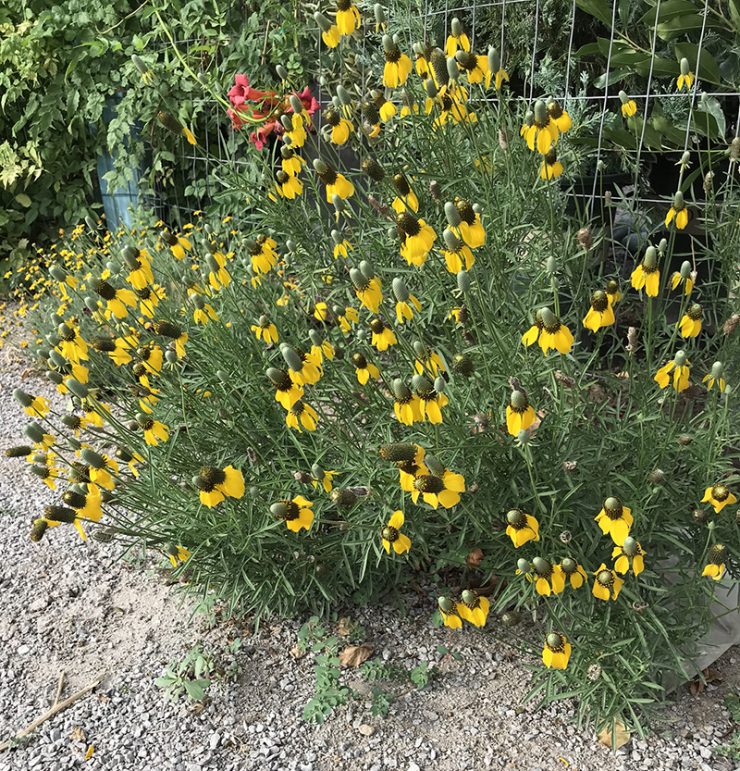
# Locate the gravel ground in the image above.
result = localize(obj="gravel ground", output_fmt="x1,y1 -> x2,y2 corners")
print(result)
0,322 -> 738,771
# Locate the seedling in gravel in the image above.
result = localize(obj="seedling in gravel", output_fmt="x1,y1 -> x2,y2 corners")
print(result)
155,646 -> 213,702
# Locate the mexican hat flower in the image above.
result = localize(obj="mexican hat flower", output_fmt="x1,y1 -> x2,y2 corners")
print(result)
271,496 -> 314,533
196,465 -> 245,508
506,389 -> 536,437
273,170 -> 303,200
449,198 -> 486,249
445,18 -> 470,56
654,350 -> 690,393
323,107 -> 353,145
583,290 -> 615,332
535,307 -> 574,355
619,91 -> 637,118
521,100 -> 559,154
703,362 -> 726,393
665,191 -> 689,230
413,375 -> 448,425
281,344 -> 323,386
251,316 -> 279,345
397,213 -> 437,267
14,390 -> 49,418
542,633 -> 571,670
411,464 -> 465,509
311,466 -> 336,493
442,229 -> 475,273
677,57 -> 695,91
62,486 -> 104,541
547,100 -> 572,133
455,51 -> 491,88
286,401 -> 319,432
382,35 -> 412,88
381,510 -> 411,555
701,483 -> 737,513
671,269 -> 694,296
488,47 -> 509,91
393,281 -> 422,324
438,596 -> 463,629
350,266 -> 383,313
163,230 -> 192,260
167,545 -> 191,569
392,380 -> 423,425
334,0 -> 360,35
702,544 -> 727,581
560,558 -> 588,589
92,278 -> 137,320
631,246 -> 660,296
351,353 -> 380,385
592,564 -> 624,601
612,536 -> 646,576
369,318 -> 398,352
540,148 -> 564,180
391,174 -> 419,214
457,589 -> 490,628
529,557 -> 566,596
606,279 -> 622,304
123,247 -> 154,289
314,12 -> 340,47
506,509 -> 540,547
678,303 -> 703,338
57,322 -> 89,364
595,497 -> 633,545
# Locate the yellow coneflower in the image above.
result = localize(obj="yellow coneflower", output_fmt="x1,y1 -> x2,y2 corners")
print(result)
14,390 -> 50,418
193,297 -> 218,325
397,212 -> 436,267
324,107 -> 354,145
141,416 -> 170,446
309,332 -> 334,364
391,173 -> 419,214
536,307 -> 574,355
595,496 -> 633,545
702,361 -> 726,393
251,316 -> 279,345
281,146 -> 305,177
281,344 -> 323,386
286,401 -> 319,432
283,112 -> 307,148
62,486 -> 104,541
163,231 -> 191,260
337,305 -> 360,334
136,285 -> 162,318
521,100 -> 559,154
702,544 -> 727,581
457,589 -> 490,628
678,303 -> 703,338
92,278 -> 137,319
57,323 -> 89,364
138,344 -> 163,376
153,320 -> 188,359
619,90 -> 637,118
395,293 -> 421,324
352,352 -> 380,385
542,633 -> 571,670
413,43 -> 432,79
677,57 -> 694,91
606,279 -> 622,304
249,236 -> 279,275
313,159 -> 354,202
582,289 -> 615,332
167,545 -> 191,568
369,317 -> 397,351
442,229 -> 475,273
311,466 -> 336,493
561,558 -> 588,589
522,311 -> 544,347
670,260 -> 694,295
592,564 -> 624,601
271,495 -> 314,533
455,51 -> 491,87
654,349 -> 690,393
540,147 -> 564,180
30,463 -> 61,491
80,449 -> 120,492
381,510 -> 411,555
547,100 -> 572,133
612,536 -> 646,576
665,191 -> 689,230
487,47 -> 509,90
382,35 -> 412,88
438,596 -> 463,630
267,367 -> 304,410
315,12 -> 341,47
207,250 -> 232,290
631,246 -> 660,297
445,18 -> 470,56
411,464 -> 465,509
380,443 -> 427,493
701,483 -> 737,513
273,170 -> 304,200
415,379 -> 448,425
195,465 -> 245,508
124,247 -> 154,289
413,345 -> 445,377
506,390 -> 536,437
506,509 -> 540,547
392,380 -> 423,425
350,267 -> 383,313
334,0 -> 360,35
521,557 -> 566,596
450,198 -> 486,249
332,233 -> 353,259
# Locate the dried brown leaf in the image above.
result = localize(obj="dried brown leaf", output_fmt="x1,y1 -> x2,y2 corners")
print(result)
339,644 -> 374,668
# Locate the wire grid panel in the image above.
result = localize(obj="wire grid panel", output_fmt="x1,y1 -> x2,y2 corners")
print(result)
421,0 -> 740,214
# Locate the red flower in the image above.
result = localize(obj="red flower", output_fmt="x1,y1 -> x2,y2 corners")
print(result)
249,121 -> 281,151
227,74 -> 277,108
292,86 -> 319,116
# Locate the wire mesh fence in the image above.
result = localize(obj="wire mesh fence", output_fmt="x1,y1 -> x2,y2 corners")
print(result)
150,0 -> 740,235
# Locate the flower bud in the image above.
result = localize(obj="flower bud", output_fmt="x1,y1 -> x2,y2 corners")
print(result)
443,228 -> 461,251
680,57 -> 690,76
165,350 -> 178,364
289,95 -> 303,114
461,589 -> 477,606
379,443 -> 418,462
438,596 -> 454,613
434,376 -> 446,394
24,422 -> 45,443
49,264 -> 67,282
280,344 -> 303,372
275,64 -> 289,81
65,378 -> 88,399
622,537 -> 638,556
643,246 -> 658,269
516,558 -> 530,573
457,270 -> 470,293
444,202 -> 461,227
446,57 -> 459,82
545,256 -> 557,274
532,557 -> 550,575
488,47 -> 501,73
